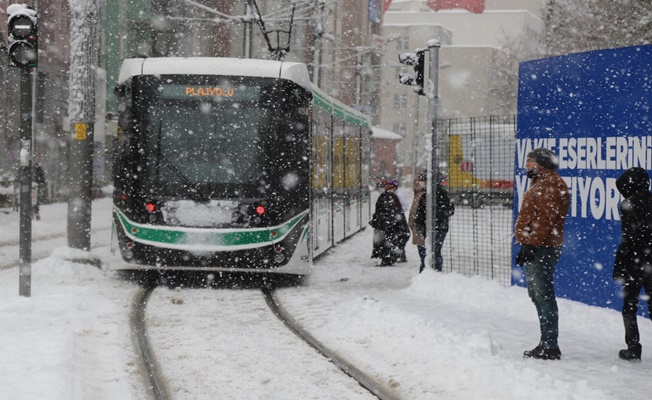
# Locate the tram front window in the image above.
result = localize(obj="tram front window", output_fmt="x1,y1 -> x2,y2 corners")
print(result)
147,102 -> 269,194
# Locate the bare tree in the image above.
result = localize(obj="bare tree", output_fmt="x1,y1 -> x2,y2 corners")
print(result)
545,0 -> 652,56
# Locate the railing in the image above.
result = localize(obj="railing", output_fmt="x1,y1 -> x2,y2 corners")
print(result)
436,115 -> 516,285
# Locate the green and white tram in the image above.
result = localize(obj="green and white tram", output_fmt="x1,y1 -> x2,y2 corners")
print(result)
111,57 -> 371,276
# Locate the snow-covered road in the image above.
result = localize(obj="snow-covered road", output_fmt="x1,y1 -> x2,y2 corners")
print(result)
0,195 -> 650,399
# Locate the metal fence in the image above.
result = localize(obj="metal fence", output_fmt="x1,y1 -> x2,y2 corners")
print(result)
436,115 -> 516,286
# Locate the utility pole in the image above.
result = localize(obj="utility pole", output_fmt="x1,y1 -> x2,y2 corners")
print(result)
18,68 -> 33,296
411,95 -> 420,179
311,0 -> 324,86
355,47 -> 363,109
426,40 -> 441,271
399,41 -> 443,270
243,2 -> 253,58
67,0 -> 101,251
7,4 -> 38,296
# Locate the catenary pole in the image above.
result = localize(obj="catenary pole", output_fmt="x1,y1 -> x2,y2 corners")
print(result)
67,1 -> 101,251
426,40 -> 440,271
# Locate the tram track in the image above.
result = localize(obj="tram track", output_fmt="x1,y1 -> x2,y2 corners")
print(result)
262,287 -> 401,400
132,284 -> 401,400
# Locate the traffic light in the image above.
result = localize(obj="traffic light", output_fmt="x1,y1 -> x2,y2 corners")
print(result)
7,5 -> 38,68
398,50 -> 425,95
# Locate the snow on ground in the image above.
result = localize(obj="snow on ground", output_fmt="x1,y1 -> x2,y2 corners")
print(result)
0,194 -> 650,399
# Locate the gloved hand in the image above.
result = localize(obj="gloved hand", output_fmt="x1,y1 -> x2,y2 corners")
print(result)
516,244 -> 537,266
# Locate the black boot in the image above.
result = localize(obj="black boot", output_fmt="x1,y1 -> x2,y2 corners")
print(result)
618,343 -> 642,361
524,345 -> 561,360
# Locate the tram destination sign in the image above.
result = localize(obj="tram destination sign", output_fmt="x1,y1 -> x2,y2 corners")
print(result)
160,84 -> 261,101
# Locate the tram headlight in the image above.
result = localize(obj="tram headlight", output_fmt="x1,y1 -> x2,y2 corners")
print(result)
274,253 -> 285,263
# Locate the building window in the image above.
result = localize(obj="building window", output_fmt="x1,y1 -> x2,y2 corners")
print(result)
396,37 -> 409,51
393,94 -> 407,110
393,122 -> 407,137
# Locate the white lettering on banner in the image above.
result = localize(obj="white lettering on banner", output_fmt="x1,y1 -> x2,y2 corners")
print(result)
577,177 -> 592,219
517,136 -> 652,170
514,136 -> 652,221
518,175 -> 621,221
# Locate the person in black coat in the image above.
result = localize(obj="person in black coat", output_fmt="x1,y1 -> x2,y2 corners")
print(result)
33,163 -> 47,221
414,178 -> 454,272
370,180 -> 410,266
614,167 -> 652,361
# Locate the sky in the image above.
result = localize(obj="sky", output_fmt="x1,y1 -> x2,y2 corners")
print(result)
0,191 -> 651,400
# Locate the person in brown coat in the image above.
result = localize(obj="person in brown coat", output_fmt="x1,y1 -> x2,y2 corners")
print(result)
515,148 -> 570,360
409,172 -> 454,272
409,174 -> 427,271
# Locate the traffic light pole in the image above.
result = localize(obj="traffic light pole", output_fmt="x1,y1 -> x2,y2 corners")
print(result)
18,67 -> 33,297
426,40 -> 441,272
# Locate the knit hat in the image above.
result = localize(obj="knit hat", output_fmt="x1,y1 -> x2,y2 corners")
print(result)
527,148 -> 558,170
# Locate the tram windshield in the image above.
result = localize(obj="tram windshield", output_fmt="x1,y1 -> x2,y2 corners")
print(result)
143,78 -> 274,196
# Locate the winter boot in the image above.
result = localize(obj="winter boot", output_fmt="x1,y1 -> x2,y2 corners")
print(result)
618,343 -> 642,361
524,345 -> 561,360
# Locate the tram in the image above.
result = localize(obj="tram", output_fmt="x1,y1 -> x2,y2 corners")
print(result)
111,57 -> 371,276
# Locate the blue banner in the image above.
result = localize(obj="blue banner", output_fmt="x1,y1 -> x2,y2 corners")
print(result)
514,45 -> 652,317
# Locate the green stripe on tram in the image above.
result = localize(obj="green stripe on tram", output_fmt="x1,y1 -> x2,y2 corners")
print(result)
114,208 -> 307,247
312,90 -> 370,128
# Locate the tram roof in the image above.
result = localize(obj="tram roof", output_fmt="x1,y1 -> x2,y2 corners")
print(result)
118,57 -> 312,91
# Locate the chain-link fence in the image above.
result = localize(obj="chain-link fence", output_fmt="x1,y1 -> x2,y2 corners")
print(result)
436,115 -> 516,285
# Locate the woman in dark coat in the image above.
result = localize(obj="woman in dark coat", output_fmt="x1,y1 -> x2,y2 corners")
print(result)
371,180 -> 409,266
614,167 -> 652,361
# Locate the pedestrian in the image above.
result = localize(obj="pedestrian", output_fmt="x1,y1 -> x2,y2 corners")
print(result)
515,148 -> 570,360
409,173 -> 427,271
613,167 -> 652,361
410,172 -> 454,273
370,179 -> 410,266
395,181 -> 410,263
33,163 -> 47,221
370,179 -> 387,260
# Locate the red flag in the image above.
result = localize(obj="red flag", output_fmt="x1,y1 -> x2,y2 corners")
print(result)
427,0 -> 485,14
383,0 -> 393,13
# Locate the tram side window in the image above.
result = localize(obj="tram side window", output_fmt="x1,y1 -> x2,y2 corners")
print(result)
333,119 -> 345,192
345,126 -> 361,190
312,108 -> 331,195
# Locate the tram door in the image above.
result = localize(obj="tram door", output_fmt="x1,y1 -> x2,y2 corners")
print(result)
344,123 -> 361,237
311,108 -> 333,257
332,118 -> 345,245
360,128 -> 371,227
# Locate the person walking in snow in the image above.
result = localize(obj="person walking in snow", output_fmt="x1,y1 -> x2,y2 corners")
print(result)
410,172 -> 454,273
33,163 -> 47,221
613,167 -> 652,361
409,174 -> 427,271
515,148 -> 570,360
